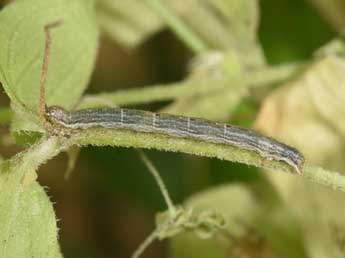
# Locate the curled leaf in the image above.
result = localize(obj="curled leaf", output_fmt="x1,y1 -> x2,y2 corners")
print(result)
0,0 -> 99,133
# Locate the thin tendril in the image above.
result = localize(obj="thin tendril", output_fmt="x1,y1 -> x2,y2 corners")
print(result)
131,227 -> 159,258
138,150 -> 176,217
131,216 -> 172,258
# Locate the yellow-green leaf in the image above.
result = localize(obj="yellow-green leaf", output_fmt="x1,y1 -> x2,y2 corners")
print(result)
0,0 -> 99,132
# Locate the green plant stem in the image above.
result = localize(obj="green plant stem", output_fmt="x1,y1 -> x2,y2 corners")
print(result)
249,62 -> 306,88
4,136 -> 72,177
72,127 -> 295,174
176,1 -> 233,50
144,0 -> 208,54
303,164 -> 345,192
79,63 -> 303,109
72,129 -> 345,196
79,77 -> 227,108
61,129 -> 345,193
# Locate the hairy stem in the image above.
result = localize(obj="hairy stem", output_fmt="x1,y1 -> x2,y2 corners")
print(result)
57,128 -> 345,193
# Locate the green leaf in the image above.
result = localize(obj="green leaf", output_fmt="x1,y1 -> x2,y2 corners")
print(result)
96,0 -> 164,48
0,179 -> 62,258
255,54 -> 345,170
0,137 -> 72,258
164,0 -> 265,65
255,50 -> 345,257
0,0 -> 99,132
